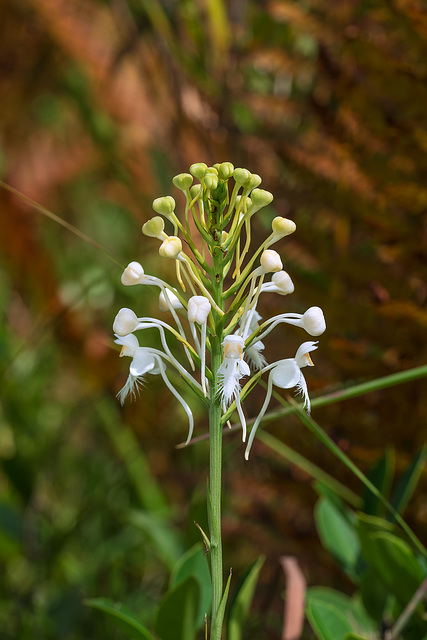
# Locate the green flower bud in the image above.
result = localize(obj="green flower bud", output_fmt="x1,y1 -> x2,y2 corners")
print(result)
235,195 -> 252,212
189,162 -> 208,180
172,173 -> 193,191
251,188 -> 273,207
248,174 -> 262,190
159,236 -> 183,259
272,216 -> 296,237
190,184 -> 202,199
233,167 -> 251,185
204,172 -> 219,189
152,196 -> 176,216
142,216 -> 165,238
217,162 -> 234,180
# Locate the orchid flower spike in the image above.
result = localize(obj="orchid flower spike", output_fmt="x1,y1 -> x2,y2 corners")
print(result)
187,296 -> 211,396
245,341 -> 318,460
217,335 -> 250,442
115,334 -> 195,444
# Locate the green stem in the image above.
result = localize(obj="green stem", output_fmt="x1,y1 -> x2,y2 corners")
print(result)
209,337 -> 223,633
208,247 -> 225,638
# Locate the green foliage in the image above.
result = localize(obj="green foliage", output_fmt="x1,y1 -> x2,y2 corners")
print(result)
227,555 -> 265,640
155,577 -> 200,640
85,599 -> 155,640
309,451 -> 427,640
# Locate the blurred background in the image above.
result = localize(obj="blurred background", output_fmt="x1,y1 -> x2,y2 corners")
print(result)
0,0 -> 426,638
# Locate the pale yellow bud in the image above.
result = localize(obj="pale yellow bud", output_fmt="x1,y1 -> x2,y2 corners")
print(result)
187,296 -> 211,324
260,250 -> 283,273
172,173 -> 193,190
272,216 -> 296,237
152,196 -> 176,216
251,188 -> 273,208
159,236 -> 183,259
233,168 -> 251,185
189,162 -> 208,179
121,261 -> 144,286
142,216 -> 165,238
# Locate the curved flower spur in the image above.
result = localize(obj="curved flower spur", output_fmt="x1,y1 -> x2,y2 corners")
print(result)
113,162 -> 326,456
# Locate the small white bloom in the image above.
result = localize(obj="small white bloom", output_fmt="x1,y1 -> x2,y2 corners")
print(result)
121,261 -> 145,286
159,236 -> 183,259
113,308 -> 139,336
261,271 -> 294,296
217,335 -> 250,442
260,249 -> 283,274
245,341 -> 318,460
188,296 -> 211,396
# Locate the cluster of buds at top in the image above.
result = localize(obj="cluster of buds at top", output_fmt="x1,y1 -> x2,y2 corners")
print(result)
113,162 -> 326,459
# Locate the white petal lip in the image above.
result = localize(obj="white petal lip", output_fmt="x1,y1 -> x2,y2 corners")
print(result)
188,296 -> 211,324
271,359 -> 301,388
130,349 -> 157,376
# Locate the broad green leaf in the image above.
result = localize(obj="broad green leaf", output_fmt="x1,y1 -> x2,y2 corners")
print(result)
391,445 -> 427,515
345,635 -> 370,640
227,555 -> 265,640
314,498 -> 360,579
358,529 -> 424,606
129,510 -> 182,570
155,576 -> 199,640
363,448 -> 394,516
170,543 -> 211,628
85,598 -> 154,640
359,568 -> 388,623
306,588 -> 375,640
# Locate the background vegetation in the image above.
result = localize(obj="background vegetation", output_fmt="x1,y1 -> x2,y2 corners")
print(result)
0,0 -> 426,638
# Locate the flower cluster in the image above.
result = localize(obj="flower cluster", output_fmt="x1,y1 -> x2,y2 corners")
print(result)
113,162 -> 326,459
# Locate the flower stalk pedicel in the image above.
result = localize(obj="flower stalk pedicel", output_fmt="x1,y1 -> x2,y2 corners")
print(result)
113,162 -> 325,638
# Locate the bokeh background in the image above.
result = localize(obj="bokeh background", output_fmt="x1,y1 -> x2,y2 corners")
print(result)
0,0 -> 426,638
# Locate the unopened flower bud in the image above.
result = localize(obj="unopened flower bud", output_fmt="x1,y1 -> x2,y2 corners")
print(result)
216,162 -> 234,180
189,162 -> 208,179
235,195 -> 252,212
172,173 -> 193,191
301,307 -> 326,336
271,271 -> 294,295
204,171 -> 218,189
233,168 -> 251,185
188,296 -> 211,324
113,308 -> 139,336
251,188 -> 273,208
142,216 -> 165,238
159,236 -> 183,259
152,196 -> 176,216
190,184 -> 202,199
248,174 -> 262,190
159,289 -> 183,312
272,216 -> 296,237
260,250 -> 283,273
121,261 -> 144,286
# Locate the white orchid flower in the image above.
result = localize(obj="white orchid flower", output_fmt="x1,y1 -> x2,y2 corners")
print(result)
115,334 -> 195,444
217,335 -> 250,442
245,341 -> 318,460
252,306 -> 326,344
187,296 -> 211,396
260,270 -> 294,296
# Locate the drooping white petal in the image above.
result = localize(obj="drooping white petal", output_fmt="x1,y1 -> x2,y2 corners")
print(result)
129,348 -> 157,377
271,359 -> 301,389
217,360 -> 240,408
245,341 -> 267,370
295,341 -> 318,368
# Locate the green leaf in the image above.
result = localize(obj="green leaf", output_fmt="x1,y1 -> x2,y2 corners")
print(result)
84,598 -> 154,640
170,543 -> 211,628
391,445 -> 427,515
363,448 -> 394,516
358,528 -> 425,606
314,498 -> 360,579
359,568 -> 388,623
227,555 -> 265,640
344,635 -> 370,640
306,588 -> 375,640
155,576 -> 199,640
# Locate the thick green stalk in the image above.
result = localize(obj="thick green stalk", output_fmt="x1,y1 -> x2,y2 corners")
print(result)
209,244 -> 225,637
